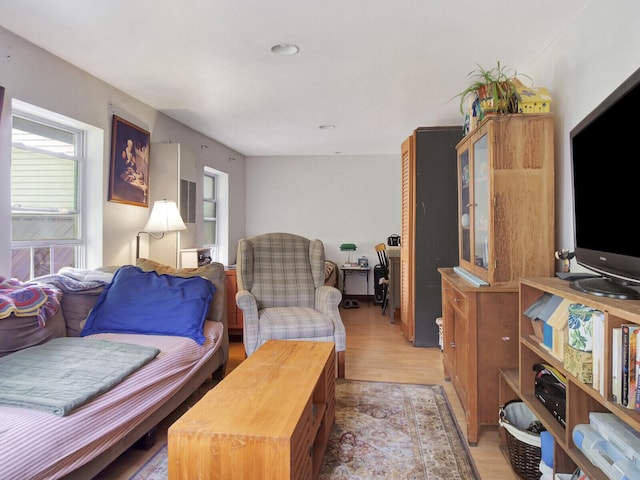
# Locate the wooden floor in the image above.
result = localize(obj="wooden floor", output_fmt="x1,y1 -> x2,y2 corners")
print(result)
96,304 -> 517,479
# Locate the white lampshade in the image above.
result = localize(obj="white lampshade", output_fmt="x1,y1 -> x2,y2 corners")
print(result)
143,199 -> 187,233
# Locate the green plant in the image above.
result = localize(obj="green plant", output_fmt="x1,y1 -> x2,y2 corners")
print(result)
455,61 -> 531,115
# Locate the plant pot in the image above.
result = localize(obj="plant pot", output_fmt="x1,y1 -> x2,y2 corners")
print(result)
477,81 -> 513,113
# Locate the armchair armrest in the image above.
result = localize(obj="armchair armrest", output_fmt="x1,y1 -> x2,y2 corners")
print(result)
315,285 -> 342,311
236,289 -> 260,356
315,286 -> 346,352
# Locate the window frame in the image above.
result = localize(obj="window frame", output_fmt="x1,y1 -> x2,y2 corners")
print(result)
10,109 -> 87,280
203,170 -> 218,260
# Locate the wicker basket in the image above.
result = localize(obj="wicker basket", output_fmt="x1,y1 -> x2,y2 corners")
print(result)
499,400 -> 542,480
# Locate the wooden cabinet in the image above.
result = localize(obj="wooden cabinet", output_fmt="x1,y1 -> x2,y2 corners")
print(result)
500,277 -> 640,479
456,114 -> 555,286
440,114 -> 555,444
439,268 -> 519,445
400,127 -> 462,346
225,269 -> 243,335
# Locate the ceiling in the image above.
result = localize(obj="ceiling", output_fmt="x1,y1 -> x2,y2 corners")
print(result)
0,0 -> 589,156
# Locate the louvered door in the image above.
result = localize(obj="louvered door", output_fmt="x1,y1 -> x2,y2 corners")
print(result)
400,135 -> 415,341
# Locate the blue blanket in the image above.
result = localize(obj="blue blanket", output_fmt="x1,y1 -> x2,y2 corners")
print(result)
0,337 -> 159,416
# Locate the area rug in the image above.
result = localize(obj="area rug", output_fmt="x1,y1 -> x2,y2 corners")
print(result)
129,379 -> 479,480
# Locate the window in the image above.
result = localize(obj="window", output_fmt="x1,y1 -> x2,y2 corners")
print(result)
203,171 -> 218,260
11,113 -> 85,281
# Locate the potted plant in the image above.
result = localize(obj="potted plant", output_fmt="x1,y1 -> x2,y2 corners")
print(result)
455,61 -> 530,116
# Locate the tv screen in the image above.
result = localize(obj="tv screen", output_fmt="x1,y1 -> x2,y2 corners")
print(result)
570,65 -> 640,299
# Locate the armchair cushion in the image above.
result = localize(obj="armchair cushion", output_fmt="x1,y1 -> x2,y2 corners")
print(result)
259,307 -> 336,341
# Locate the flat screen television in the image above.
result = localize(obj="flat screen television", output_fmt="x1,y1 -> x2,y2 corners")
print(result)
570,65 -> 640,300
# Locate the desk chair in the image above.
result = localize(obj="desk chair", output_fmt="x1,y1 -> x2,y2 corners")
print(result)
375,243 -> 390,314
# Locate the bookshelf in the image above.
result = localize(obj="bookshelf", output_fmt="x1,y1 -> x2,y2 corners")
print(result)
499,276 -> 640,479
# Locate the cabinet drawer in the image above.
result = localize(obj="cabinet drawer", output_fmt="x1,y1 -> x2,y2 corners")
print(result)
443,282 -> 468,316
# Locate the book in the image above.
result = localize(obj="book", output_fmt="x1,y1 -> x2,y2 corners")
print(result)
631,328 -> 640,409
621,324 -> 640,407
636,335 -> 640,410
592,312 -> 605,396
612,327 -> 622,404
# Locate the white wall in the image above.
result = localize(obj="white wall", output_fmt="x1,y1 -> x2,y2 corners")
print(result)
0,26 -> 245,274
529,0 -> 640,271
245,154 -> 401,295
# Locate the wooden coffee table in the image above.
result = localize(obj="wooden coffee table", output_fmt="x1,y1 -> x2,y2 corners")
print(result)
168,340 -> 336,480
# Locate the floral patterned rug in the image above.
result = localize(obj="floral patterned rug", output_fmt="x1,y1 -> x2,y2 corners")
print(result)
130,380 -> 479,480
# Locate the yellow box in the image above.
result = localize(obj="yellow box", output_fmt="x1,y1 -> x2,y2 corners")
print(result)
515,80 -> 552,113
564,343 -> 592,385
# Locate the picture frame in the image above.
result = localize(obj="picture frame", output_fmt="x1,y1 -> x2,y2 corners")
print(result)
108,115 -> 150,207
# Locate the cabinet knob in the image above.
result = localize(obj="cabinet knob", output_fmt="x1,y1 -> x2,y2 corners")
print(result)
454,297 -> 460,303
450,342 -> 456,348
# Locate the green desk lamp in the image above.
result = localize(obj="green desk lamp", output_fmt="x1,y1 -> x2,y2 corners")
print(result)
340,243 -> 357,266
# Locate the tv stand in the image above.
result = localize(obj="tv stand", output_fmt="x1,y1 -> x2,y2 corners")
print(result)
570,276 -> 640,300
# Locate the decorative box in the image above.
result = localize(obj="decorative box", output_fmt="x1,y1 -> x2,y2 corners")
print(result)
515,79 -> 552,113
567,303 -> 601,352
564,343 -> 592,384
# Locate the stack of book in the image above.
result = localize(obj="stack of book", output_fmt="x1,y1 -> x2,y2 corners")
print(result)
612,324 -> 640,409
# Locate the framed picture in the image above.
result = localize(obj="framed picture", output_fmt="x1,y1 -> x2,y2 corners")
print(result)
108,115 -> 150,207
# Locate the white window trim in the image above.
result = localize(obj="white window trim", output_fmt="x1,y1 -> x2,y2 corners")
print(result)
11,99 -> 104,272
204,166 -> 229,266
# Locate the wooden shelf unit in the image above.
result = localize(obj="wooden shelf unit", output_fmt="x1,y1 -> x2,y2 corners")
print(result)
500,277 -> 640,479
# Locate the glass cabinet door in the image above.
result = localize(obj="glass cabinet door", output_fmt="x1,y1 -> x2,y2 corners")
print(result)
473,134 -> 489,272
459,149 -> 471,264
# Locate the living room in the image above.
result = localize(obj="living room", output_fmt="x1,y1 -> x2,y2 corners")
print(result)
0,1 -> 639,479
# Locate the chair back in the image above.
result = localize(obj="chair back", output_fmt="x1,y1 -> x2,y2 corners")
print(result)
237,233 -> 326,309
375,243 -> 389,278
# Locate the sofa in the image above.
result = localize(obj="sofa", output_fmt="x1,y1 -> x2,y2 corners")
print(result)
0,259 -> 229,480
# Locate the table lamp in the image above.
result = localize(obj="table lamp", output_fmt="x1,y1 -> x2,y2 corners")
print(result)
340,243 -> 357,266
136,199 -> 187,258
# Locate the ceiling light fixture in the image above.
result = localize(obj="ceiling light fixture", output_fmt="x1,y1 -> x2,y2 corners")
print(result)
270,44 -> 299,55
319,124 -> 335,130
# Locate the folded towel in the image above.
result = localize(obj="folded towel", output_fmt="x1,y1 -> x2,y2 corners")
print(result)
58,267 -> 114,284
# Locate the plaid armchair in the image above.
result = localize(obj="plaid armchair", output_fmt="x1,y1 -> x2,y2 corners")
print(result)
235,232 -> 346,378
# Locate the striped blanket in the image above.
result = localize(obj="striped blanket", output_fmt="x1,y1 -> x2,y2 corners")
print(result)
0,278 -> 61,327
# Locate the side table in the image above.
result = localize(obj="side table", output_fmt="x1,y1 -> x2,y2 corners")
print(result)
339,265 -> 371,300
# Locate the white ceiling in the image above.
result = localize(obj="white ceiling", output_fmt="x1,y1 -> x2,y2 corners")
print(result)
0,0 -> 589,156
